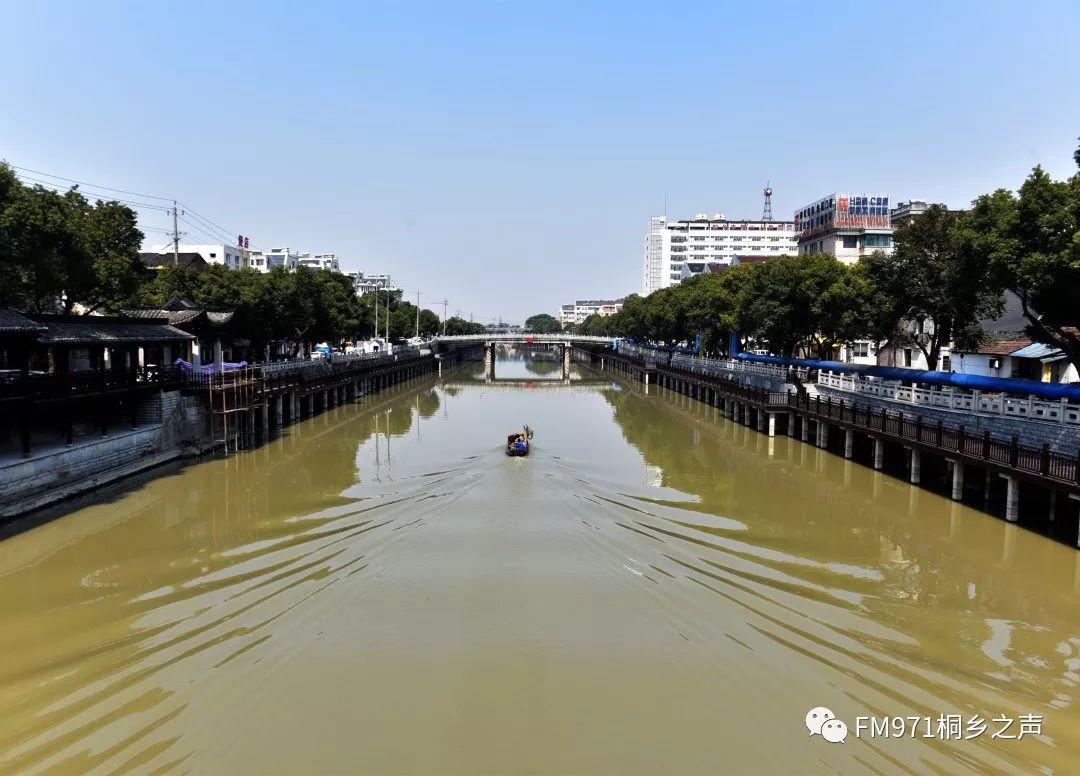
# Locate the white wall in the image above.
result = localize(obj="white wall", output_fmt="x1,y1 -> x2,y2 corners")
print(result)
152,243 -> 245,268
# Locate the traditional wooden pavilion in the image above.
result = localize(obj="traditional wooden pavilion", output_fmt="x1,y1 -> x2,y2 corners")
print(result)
0,311 -> 194,457
124,298 -> 242,365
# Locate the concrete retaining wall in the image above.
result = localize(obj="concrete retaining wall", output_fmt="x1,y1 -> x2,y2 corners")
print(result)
0,390 -> 192,518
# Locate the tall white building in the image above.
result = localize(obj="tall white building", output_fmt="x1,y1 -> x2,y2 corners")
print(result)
643,213 -> 798,294
149,243 -> 248,269
795,193 -> 893,263
559,298 -> 625,327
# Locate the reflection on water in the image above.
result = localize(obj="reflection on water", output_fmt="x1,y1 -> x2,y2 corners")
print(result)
0,358 -> 1077,774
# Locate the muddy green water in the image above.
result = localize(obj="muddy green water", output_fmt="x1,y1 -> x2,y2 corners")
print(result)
1,358 -> 1078,775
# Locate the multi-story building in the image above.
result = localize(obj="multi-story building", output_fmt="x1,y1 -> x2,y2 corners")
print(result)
794,193 -> 893,263
149,243 -> 248,269
297,252 -> 340,272
347,272 -> 401,298
559,298 -> 625,327
889,199 -> 931,226
643,213 -> 798,294
245,248 -> 298,272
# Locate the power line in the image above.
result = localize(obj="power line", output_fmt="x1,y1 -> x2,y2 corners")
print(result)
13,172 -> 171,212
8,162 -> 258,251
178,203 -> 250,246
6,164 -> 176,201
177,215 -> 230,245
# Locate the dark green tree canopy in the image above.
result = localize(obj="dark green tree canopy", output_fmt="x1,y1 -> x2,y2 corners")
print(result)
0,163 -> 144,313
957,150 -> 1080,373
524,313 -> 561,333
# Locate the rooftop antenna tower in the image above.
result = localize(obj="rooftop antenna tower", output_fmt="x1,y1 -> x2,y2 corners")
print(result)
762,183 -> 774,222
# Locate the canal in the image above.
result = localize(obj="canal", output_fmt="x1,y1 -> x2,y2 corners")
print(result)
1,355 -> 1078,774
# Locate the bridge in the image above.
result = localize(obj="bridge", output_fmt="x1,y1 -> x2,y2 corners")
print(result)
432,334 -> 614,379
434,334 -> 612,344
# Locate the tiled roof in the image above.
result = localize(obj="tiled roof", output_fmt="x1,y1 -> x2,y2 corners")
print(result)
0,310 -> 46,333
976,338 -> 1031,356
123,308 -> 203,326
27,314 -> 194,344
206,311 -> 235,325
139,252 -> 207,271
122,301 -> 234,328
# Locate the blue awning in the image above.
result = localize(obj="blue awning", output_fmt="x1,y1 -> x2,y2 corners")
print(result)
1009,342 -> 1061,359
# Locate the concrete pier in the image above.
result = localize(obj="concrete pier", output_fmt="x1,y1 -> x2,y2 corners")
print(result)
951,460 -> 965,501
1004,474 -> 1019,522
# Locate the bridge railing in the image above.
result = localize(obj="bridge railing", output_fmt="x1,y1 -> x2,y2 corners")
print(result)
669,353 -> 813,382
793,392 -> 1080,483
435,334 -> 612,343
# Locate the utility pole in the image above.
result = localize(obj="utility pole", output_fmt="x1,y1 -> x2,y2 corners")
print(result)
374,288 -> 378,343
170,200 -> 183,265
385,281 -> 390,341
415,289 -> 420,338
442,299 -> 448,336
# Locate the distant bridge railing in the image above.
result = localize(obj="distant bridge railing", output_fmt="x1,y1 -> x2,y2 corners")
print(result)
434,334 -> 613,344
182,348 -> 428,384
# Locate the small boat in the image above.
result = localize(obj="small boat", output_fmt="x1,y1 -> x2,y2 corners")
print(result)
506,425 -> 533,457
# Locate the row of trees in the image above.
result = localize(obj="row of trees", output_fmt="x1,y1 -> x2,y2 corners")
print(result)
564,145 -> 1080,374
0,161 -> 465,353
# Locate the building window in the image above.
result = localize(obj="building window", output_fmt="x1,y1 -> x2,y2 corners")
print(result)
851,342 -> 869,358
941,355 -> 951,372
864,234 -> 892,248
842,236 -> 858,249
903,349 -> 913,367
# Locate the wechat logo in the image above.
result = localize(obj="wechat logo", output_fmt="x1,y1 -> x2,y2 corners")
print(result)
806,707 -> 848,743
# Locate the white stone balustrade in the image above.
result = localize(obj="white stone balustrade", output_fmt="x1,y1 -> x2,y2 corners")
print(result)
816,371 -> 1080,427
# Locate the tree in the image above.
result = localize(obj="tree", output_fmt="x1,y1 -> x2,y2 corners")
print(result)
863,204 -> 1003,368
642,286 -> 690,345
679,268 -> 751,355
524,313 -> 561,333
579,313 -> 611,336
443,316 -> 487,335
0,165 -> 144,313
960,156 -> 1080,374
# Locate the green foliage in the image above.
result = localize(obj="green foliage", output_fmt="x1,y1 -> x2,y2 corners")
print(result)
0,164 -> 144,312
443,316 -> 487,335
524,313 -> 561,333
862,205 -> 1003,367
958,156 -> 1080,372
134,264 -> 363,353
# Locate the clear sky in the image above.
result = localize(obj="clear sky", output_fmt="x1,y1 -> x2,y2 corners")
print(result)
3,0 -> 1079,322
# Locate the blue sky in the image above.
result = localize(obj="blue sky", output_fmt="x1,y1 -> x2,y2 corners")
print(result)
3,0 -> 1079,321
